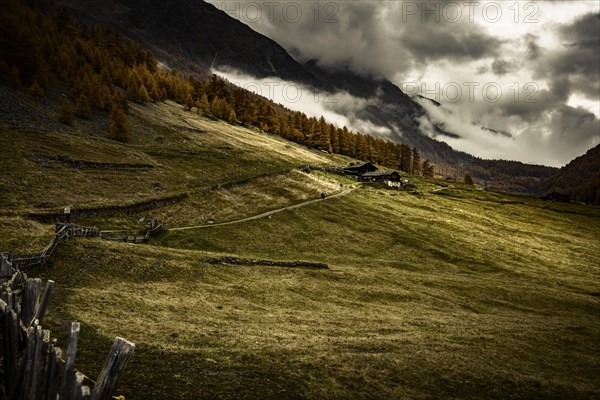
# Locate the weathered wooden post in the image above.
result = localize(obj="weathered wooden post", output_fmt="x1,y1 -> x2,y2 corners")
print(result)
35,280 -> 55,324
22,278 -> 41,327
0,255 -> 14,277
74,372 -> 85,400
1,299 -> 19,396
80,386 -> 91,400
60,322 -> 81,400
25,323 -> 44,400
64,206 -> 72,224
45,341 -> 61,400
90,337 -> 135,400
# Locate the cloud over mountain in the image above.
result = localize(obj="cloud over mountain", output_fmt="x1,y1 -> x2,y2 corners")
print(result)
212,0 -> 599,166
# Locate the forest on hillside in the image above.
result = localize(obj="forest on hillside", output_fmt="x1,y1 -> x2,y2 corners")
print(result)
0,0 -> 432,176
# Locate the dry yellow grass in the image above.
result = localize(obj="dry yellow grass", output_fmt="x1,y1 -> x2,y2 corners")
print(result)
3,98 -> 599,399
29,180 -> 600,400
0,100 -> 335,212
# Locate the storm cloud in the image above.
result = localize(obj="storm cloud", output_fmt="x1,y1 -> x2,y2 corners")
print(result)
210,0 -> 600,166
534,12 -> 600,100
230,1 -> 503,78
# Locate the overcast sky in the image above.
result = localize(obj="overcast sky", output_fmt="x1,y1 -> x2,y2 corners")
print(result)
210,1 -> 599,167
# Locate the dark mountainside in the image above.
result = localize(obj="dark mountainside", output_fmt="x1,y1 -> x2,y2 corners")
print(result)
50,0 -> 322,85
538,144 -> 600,205
50,0 -> 596,195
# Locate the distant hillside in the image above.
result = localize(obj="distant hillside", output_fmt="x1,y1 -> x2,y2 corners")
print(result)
539,145 -> 600,204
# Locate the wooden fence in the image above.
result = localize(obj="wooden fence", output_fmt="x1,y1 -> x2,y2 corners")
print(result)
0,217 -> 169,398
4,224 -> 99,270
98,218 -> 166,244
4,220 -> 165,270
0,256 -> 134,399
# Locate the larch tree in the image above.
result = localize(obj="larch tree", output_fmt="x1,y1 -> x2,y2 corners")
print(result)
139,84 -> 151,103
58,99 -> 74,125
74,93 -> 92,119
27,80 -> 43,99
412,147 -> 422,176
399,145 -> 412,173
107,105 -> 129,142
422,160 -> 435,178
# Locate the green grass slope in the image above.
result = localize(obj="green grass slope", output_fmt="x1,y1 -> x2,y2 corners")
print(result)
0,95 -> 337,214
24,181 -> 600,400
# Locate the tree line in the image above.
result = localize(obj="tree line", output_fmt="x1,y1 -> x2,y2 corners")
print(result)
0,0 -> 435,176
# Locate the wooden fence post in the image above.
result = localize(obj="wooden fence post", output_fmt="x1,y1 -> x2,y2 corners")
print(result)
74,372 -> 85,400
60,321 -> 81,400
39,329 -> 51,399
45,344 -> 61,400
0,256 -> 14,277
35,280 -> 55,324
89,337 -> 135,400
20,322 -> 38,399
5,308 -> 19,397
22,278 -> 41,327
26,323 -> 44,400
80,386 -> 91,400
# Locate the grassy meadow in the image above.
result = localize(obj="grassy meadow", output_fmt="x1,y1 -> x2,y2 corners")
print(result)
1,94 -> 599,399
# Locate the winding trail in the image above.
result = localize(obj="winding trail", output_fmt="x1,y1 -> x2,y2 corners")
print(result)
169,186 -> 358,231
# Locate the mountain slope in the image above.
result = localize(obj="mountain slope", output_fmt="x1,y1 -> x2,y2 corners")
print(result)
539,144 -> 600,204
50,0 -> 558,190
49,1 -> 451,151
51,0 -> 324,86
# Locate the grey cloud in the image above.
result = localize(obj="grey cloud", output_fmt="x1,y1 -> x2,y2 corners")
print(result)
491,59 -> 516,76
488,12 -> 600,137
399,22 -> 501,64
524,34 -> 541,60
247,1 -> 501,78
221,1 -> 599,166
496,89 -> 560,121
560,12 -> 600,47
536,105 -> 600,163
534,12 -> 600,100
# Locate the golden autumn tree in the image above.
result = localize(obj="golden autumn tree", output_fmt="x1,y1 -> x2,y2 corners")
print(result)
107,105 -> 129,142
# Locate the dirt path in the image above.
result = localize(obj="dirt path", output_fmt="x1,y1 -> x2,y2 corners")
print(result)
169,186 -> 358,231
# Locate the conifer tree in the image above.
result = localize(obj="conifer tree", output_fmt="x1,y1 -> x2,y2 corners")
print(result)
227,107 -> 237,124
58,99 -> 74,125
357,135 -> 370,160
196,93 -> 209,115
412,147 -> 421,176
148,80 -> 161,103
98,84 -> 112,111
74,93 -> 92,119
139,84 -> 151,103
107,105 -> 129,142
399,145 -> 412,173
27,80 -> 43,99
464,173 -> 474,185
422,160 -> 435,178
184,92 -> 194,111
331,127 -> 341,154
